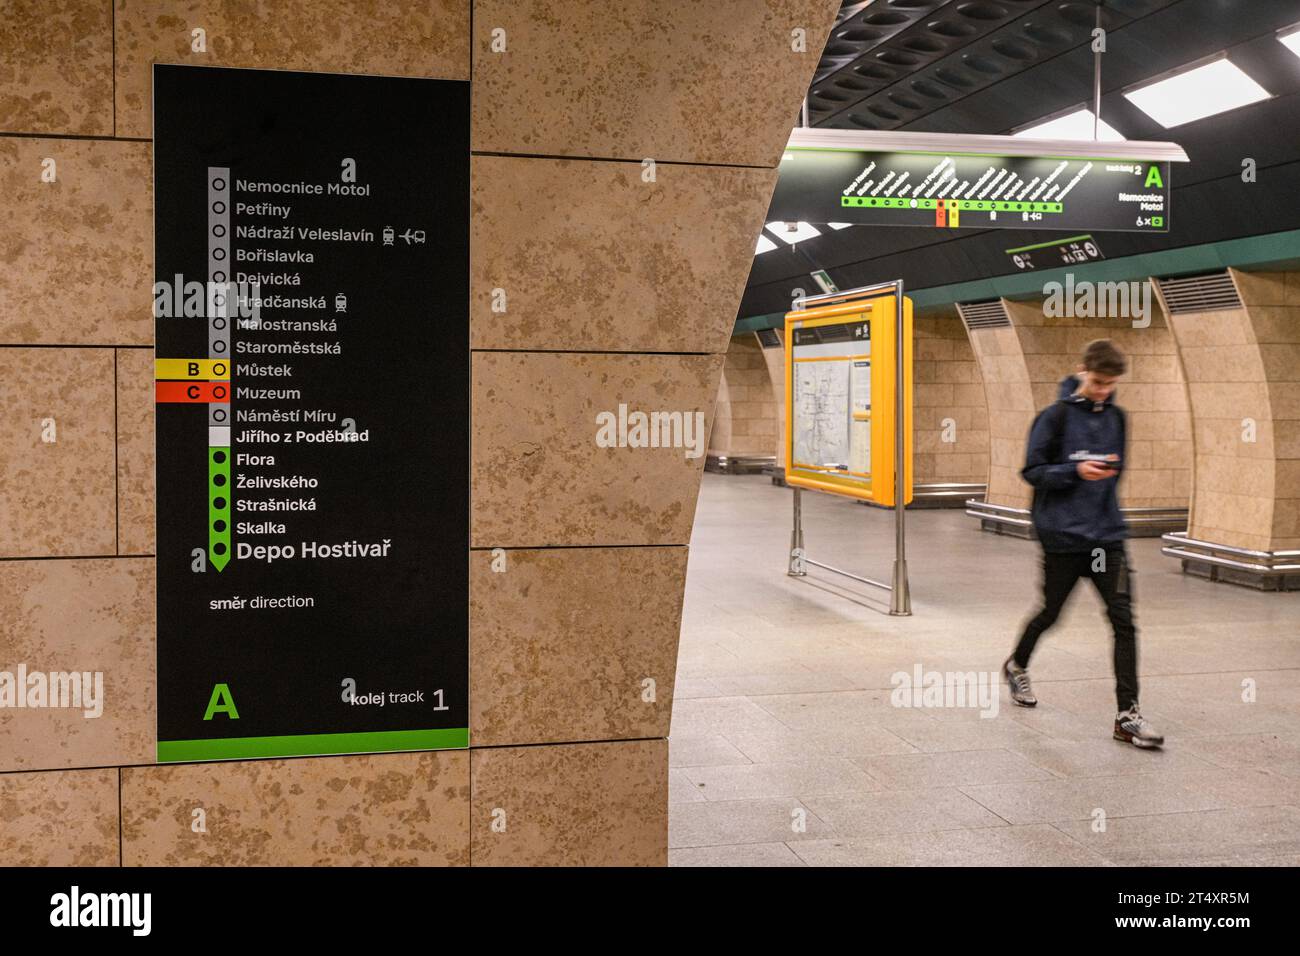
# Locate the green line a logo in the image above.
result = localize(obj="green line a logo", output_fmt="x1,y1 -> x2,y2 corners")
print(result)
203,683 -> 239,720
1144,165 -> 1164,189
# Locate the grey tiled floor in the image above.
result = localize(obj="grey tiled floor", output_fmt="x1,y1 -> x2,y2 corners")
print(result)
668,474 -> 1300,867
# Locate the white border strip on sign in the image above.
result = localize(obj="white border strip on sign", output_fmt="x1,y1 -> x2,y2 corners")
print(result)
785,127 -> 1189,163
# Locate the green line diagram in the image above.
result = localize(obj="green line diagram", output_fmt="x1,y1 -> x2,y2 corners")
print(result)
842,196 -> 1064,213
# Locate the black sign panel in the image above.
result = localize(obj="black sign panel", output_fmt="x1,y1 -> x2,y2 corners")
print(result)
769,148 -> 1170,233
153,66 -> 469,762
790,318 -> 870,346
1006,234 -> 1105,271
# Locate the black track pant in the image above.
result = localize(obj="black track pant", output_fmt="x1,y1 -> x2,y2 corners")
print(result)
1013,547 -> 1139,711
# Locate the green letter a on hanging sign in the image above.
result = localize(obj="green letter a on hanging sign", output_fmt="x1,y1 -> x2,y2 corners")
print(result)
1144,165 -> 1164,189
203,683 -> 239,720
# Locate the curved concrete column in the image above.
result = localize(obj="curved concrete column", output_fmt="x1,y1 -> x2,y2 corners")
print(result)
708,334 -> 779,465
965,312 -> 1036,510
913,310 -> 990,490
754,330 -> 789,470
1161,269 -> 1300,553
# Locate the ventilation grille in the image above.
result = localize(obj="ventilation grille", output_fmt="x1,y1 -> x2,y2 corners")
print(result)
755,328 -> 781,349
1155,272 -> 1242,315
956,299 -> 1011,331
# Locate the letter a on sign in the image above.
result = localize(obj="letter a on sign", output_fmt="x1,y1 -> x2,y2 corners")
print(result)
203,683 -> 239,720
1144,165 -> 1163,189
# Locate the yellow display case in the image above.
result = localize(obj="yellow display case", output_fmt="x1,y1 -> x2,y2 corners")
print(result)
784,293 -> 913,506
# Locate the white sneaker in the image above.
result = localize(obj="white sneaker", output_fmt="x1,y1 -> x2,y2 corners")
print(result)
1114,705 -> 1164,748
1003,656 -> 1037,707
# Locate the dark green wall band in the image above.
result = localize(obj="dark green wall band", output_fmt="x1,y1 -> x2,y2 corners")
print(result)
736,228 -> 1300,333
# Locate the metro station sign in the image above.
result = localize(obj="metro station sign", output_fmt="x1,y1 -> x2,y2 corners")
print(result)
769,128 -> 1188,235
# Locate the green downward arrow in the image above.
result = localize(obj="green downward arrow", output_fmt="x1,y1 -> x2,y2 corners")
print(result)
209,447 -> 232,571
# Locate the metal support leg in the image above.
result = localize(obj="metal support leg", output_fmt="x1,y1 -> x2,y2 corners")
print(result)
783,279 -> 913,614
890,281 -> 912,616
788,487 -> 806,576
890,557 -> 911,614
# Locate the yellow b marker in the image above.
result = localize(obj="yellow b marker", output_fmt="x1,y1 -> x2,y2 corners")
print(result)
155,358 -> 230,380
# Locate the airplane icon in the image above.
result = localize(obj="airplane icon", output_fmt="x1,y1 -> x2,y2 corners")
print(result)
399,229 -> 427,245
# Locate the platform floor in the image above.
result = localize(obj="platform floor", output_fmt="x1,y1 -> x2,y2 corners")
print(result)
669,474 -> 1300,866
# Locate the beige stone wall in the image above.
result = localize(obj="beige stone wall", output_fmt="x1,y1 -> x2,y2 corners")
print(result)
757,332 -> 789,468
709,334 -> 779,458
967,322 -> 1036,509
0,0 -> 840,865
967,296 -> 1193,511
1162,269 -> 1300,552
914,310 -> 989,486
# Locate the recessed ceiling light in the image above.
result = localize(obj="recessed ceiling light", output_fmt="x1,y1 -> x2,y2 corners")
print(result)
1123,57 -> 1270,128
1013,108 -> 1125,141
764,221 -> 822,244
755,234 -> 778,255
1278,25 -> 1300,59
827,222 -> 853,230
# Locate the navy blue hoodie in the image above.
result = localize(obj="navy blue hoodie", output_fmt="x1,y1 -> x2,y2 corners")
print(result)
1022,374 -> 1127,552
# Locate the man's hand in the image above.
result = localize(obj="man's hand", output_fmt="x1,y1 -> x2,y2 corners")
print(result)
1077,461 -> 1116,481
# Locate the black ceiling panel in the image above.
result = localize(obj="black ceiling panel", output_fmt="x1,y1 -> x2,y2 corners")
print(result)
814,0 -> 1178,130
914,1 -> 1300,137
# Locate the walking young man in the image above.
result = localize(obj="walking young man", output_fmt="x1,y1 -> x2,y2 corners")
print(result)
1002,338 -> 1164,748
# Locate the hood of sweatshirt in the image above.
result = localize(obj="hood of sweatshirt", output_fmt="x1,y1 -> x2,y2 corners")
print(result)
1057,373 -> 1116,411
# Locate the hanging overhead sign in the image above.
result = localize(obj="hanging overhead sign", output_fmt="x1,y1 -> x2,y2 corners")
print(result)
1006,234 -> 1105,270
769,129 -> 1188,234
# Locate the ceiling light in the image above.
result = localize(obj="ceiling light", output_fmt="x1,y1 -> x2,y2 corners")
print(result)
1013,108 -> 1125,141
1123,57 -> 1270,128
764,221 -> 822,244
827,222 -> 853,230
1279,25 -> 1300,59
755,234 -> 777,255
